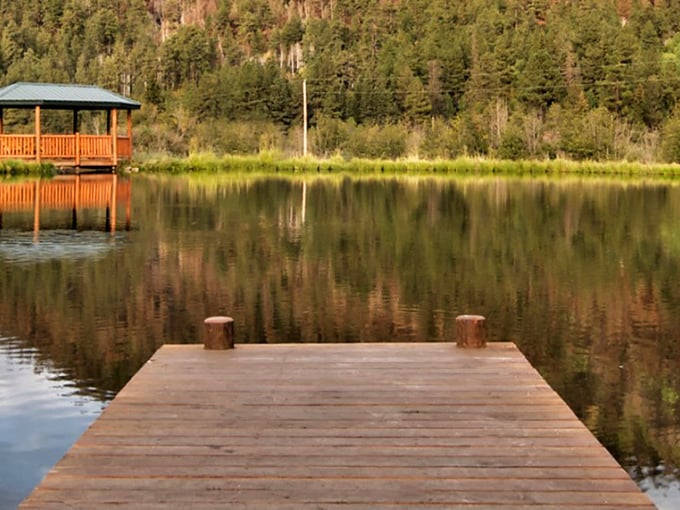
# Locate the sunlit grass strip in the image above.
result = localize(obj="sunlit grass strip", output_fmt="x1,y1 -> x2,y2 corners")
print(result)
0,160 -> 56,177
136,153 -> 680,178
136,163 -> 680,200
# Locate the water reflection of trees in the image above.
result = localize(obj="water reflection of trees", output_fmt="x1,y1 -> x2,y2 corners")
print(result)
0,174 -> 678,476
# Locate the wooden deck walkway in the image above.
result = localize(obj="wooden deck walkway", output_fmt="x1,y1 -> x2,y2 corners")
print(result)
21,343 -> 656,509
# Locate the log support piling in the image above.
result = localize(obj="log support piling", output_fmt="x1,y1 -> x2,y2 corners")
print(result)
204,316 -> 235,350
456,314 -> 487,348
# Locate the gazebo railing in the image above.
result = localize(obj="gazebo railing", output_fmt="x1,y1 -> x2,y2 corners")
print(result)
0,134 -> 35,157
0,134 -> 132,164
40,135 -> 77,158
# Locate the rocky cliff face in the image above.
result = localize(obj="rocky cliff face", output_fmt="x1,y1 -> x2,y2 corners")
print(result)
146,0 -> 219,41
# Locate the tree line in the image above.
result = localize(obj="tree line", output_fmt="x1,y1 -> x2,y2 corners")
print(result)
4,0 -> 680,162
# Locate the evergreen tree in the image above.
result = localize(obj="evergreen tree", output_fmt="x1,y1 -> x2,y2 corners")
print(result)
600,26 -> 637,119
517,36 -> 566,111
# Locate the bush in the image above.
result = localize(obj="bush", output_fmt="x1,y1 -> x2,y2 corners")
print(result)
498,127 -> 529,160
558,107 -> 616,160
197,120 -> 285,155
345,123 -> 408,159
660,109 -> 680,163
419,119 -> 453,159
310,115 -> 349,157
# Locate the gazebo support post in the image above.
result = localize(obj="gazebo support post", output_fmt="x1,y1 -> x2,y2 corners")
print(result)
35,106 -> 41,163
111,108 -> 118,167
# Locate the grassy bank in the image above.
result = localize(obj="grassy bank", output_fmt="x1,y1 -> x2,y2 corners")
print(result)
136,153 -> 680,178
0,160 -> 57,177
6,152 -> 680,179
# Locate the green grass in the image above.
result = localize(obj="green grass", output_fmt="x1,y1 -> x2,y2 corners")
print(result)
0,160 -> 57,177
135,153 -> 680,179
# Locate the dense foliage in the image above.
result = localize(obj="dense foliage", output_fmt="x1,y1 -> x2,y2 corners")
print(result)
5,0 -> 680,162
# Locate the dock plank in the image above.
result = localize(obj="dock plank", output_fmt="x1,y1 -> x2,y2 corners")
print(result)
21,343 -> 656,509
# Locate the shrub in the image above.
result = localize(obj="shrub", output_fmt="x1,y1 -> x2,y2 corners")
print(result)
310,115 -> 349,157
660,109 -> 680,163
345,123 -> 408,159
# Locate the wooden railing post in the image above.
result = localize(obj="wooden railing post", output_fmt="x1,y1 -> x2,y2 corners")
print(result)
111,108 -> 118,167
204,317 -> 235,350
456,315 -> 487,348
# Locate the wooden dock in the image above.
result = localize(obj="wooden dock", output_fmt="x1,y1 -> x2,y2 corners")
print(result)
21,342 -> 656,509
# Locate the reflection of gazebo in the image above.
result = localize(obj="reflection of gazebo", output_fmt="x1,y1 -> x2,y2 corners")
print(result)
0,175 -> 131,234
0,82 -> 141,170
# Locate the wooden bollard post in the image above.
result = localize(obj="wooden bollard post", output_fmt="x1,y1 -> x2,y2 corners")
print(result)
456,315 -> 487,348
204,316 -> 234,350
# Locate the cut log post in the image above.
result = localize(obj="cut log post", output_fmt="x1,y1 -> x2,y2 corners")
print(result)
456,315 -> 487,348
204,316 -> 235,350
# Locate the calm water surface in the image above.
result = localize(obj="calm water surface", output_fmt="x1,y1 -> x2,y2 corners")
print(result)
1,173 -> 679,508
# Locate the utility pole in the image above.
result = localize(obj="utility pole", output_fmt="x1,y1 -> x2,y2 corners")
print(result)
302,79 -> 308,156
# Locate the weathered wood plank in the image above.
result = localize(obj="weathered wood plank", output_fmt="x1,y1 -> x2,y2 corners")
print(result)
22,486 -> 654,506
48,452 -> 624,469
84,422 -> 592,436
19,505 -> 658,510
22,501 -> 660,510
85,419 -> 591,432
38,475 -> 644,492
77,433 -> 602,448
46,464 -> 628,480
95,404 -> 580,422
65,444 -> 617,459
21,343 -> 655,509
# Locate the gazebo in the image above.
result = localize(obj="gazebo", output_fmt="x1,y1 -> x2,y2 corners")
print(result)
0,82 -> 141,170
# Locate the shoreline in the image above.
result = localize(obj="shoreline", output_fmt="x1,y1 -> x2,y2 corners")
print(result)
6,153 -> 680,179
137,153 -> 680,179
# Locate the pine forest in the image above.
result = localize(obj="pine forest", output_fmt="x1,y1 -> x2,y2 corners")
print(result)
4,0 -> 680,162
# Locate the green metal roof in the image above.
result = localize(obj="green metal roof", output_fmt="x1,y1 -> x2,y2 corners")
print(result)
0,82 -> 141,110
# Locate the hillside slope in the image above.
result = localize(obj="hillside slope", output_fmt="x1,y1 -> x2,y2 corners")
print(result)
2,0 -> 680,161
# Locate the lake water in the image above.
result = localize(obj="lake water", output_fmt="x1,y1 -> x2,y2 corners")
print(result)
1,173 -> 679,508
